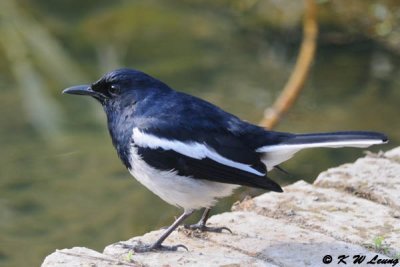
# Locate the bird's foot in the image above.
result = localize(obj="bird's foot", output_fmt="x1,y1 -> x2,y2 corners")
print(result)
184,223 -> 232,233
118,240 -> 188,253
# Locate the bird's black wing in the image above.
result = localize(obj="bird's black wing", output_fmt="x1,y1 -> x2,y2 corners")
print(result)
135,145 -> 282,192
132,91 -> 282,192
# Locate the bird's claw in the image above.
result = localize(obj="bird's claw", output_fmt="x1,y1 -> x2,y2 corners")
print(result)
184,223 -> 232,233
167,244 -> 189,252
118,241 -> 188,253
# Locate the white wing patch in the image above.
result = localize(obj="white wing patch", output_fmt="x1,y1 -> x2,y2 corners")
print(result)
257,139 -> 385,171
132,128 -> 265,176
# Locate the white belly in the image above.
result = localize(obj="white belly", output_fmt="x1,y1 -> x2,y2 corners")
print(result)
128,146 -> 239,211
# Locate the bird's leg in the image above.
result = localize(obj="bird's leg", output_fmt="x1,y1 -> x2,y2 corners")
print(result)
125,210 -> 194,252
184,208 -> 232,233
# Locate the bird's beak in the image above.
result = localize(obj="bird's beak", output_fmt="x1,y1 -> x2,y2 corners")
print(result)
63,85 -> 95,96
63,85 -> 105,101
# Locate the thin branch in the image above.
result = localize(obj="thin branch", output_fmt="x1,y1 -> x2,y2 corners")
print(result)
260,0 -> 318,129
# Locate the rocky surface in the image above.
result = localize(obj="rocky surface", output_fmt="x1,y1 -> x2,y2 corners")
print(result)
42,147 -> 400,267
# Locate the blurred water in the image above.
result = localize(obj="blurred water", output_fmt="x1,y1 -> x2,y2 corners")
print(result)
0,2 -> 399,267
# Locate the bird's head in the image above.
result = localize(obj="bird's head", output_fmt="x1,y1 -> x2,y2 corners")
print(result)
63,68 -> 170,106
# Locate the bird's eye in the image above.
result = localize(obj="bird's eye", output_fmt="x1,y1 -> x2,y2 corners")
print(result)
109,84 -> 120,95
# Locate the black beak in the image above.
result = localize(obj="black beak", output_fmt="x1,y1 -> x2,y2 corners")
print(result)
63,85 -> 94,96
63,85 -> 105,101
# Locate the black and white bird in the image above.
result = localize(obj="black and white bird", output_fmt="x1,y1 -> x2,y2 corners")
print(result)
63,68 -> 387,252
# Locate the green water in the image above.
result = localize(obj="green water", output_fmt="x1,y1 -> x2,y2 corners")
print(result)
1,2 -> 399,267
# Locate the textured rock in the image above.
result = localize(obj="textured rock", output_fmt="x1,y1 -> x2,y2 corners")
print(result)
41,247 -> 136,267
314,149 -> 400,210
42,147 -> 400,267
233,180 -> 400,252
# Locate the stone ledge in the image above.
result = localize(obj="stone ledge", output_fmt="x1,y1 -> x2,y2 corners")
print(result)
42,147 -> 400,267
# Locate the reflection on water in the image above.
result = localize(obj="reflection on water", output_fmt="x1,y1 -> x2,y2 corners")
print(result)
1,4 -> 399,267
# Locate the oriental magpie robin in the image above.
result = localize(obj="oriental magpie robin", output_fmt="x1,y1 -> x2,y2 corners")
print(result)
63,68 -> 388,252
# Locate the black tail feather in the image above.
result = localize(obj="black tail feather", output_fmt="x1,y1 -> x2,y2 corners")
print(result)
285,131 -> 388,145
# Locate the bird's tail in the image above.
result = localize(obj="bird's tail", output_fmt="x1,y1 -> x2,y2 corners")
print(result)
256,131 -> 388,170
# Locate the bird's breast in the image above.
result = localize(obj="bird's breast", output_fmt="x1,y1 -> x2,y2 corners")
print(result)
127,145 -> 239,210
